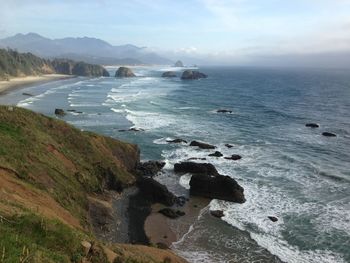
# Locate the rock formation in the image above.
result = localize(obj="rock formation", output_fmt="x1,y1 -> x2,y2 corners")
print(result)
181,70 -> 207,80
115,66 -> 136,77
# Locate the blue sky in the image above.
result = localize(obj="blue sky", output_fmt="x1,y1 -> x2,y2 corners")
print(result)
1,0 -> 350,65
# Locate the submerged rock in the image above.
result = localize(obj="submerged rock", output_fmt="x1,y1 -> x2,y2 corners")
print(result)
158,208 -> 185,219
188,157 -> 207,161
305,123 -> 319,128
225,144 -> 234,148
322,132 -> 336,137
181,70 -> 207,80
210,210 -> 224,218
162,71 -> 177,78
208,151 -> 223,157
166,138 -> 187,144
115,67 -> 136,78
54,108 -> 65,116
190,140 -> 216,149
217,109 -> 232,113
224,154 -> 242,161
174,162 -> 219,176
137,161 -> 165,177
137,177 -> 176,206
268,216 -> 278,222
190,174 -> 245,203
22,92 -> 33,96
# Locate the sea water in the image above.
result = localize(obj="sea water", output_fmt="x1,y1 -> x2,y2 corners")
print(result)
4,66 -> 350,263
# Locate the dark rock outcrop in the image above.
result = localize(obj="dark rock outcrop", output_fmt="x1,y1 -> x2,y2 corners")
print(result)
115,67 -> 136,78
136,161 -> 165,177
208,151 -> 223,157
190,140 -> 216,149
161,71 -> 177,78
217,109 -> 232,113
305,123 -> 319,128
174,162 -> 219,176
166,138 -> 187,144
174,60 -> 184,67
225,154 -> 242,161
54,108 -> 65,116
137,177 -> 176,206
225,144 -> 234,148
22,92 -> 33,96
158,208 -> 185,219
52,59 -> 109,77
190,174 -> 245,203
322,132 -> 336,137
268,216 -> 278,222
210,210 -> 224,218
181,70 -> 207,80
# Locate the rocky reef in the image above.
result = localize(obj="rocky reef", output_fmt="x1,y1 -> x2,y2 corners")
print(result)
181,70 -> 207,80
115,66 -> 136,77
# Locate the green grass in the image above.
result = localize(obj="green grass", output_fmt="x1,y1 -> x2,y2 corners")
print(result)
0,106 -> 138,224
0,213 -> 93,263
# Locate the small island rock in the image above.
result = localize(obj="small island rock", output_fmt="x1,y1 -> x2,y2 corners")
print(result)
190,140 -> 216,149
174,60 -> 184,67
181,70 -> 207,80
305,123 -> 319,128
162,71 -> 177,78
322,132 -> 336,137
115,67 -> 136,78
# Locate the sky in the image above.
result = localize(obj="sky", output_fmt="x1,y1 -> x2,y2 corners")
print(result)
1,0 -> 350,66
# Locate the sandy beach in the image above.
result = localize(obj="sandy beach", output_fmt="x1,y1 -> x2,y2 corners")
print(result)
144,197 -> 211,247
0,74 -> 75,94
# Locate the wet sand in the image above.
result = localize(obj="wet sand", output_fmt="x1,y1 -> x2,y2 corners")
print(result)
0,74 -> 74,95
144,197 -> 210,247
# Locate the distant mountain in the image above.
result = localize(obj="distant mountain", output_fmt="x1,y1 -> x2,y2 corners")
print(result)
0,33 -> 172,65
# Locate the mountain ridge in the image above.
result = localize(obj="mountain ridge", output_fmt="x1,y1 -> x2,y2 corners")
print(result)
0,33 -> 172,65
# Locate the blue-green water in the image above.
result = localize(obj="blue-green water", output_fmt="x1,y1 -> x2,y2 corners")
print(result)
2,66 -> 350,263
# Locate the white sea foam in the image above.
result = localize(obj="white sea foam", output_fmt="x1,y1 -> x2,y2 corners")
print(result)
125,109 -> 174,130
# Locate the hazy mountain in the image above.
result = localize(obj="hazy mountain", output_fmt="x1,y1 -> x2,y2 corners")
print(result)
0,33 -> 172,65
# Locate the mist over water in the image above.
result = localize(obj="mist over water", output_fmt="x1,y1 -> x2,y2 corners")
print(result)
7,66 -> 350,263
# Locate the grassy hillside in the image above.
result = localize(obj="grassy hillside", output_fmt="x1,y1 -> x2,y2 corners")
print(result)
0,106 -> 185,263
0,49 -> 109,80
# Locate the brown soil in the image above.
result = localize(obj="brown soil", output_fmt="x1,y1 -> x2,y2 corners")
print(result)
0,168 -> 81,229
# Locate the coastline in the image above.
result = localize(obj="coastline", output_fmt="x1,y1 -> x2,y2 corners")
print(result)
0,74 -> 75,95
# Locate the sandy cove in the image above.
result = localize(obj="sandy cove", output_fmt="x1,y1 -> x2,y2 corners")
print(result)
0,74 -> 75,94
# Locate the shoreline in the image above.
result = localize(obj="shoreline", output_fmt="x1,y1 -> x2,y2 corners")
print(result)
0,74 -> 75,95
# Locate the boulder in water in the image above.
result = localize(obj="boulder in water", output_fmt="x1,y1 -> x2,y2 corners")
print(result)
305,123 -> 319,128
268,216 -> 278,222
208,151 -> 223,157
181,70 -> 207,80
174,162 -> 219,176
162,71 -> 177,78
190,174 -> 245,203
115,67 -> 136,77
225,144 -> 234,148
217,109 -> 232,113
166,138 -> 187,144
190,140 -> 216,149
224,154 -> 242,161
322,132 -> 336,137
210,210 -> 224,218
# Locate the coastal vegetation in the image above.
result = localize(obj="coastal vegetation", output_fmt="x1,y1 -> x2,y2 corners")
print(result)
0,106 -> 185,263
0,48 -> 109,80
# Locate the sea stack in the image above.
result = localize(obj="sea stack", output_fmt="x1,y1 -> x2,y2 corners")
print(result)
174,60 -> 184,67
181,70 -> 207,80
161,71 -> 177,77
115,66 -> 136,77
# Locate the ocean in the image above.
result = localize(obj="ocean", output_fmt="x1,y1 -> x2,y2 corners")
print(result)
1,66 -> 349,263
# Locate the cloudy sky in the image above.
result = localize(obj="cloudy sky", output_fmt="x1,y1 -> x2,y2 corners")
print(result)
1,0 -> 350,66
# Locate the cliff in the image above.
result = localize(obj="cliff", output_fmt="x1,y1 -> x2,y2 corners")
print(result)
0,106 -> 185,263
0,48 -> 110,80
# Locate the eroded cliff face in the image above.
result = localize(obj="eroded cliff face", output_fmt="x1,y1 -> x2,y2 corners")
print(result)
0,106 -> 185,263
